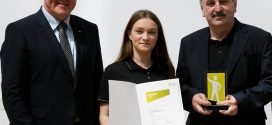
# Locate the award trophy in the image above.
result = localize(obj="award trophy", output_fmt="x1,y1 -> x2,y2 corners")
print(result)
204,72 -> 228,110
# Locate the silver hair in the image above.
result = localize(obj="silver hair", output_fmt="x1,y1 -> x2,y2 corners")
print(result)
199,0 -> 237,7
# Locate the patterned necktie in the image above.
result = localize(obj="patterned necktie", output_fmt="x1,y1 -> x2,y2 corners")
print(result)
58,21 -> 75,78
58,22 -> 79,122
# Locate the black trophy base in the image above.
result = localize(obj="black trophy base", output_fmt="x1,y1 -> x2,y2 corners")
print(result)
202,100 -> 229,111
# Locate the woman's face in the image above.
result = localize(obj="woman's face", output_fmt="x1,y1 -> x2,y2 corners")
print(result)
129,18 -> 158,55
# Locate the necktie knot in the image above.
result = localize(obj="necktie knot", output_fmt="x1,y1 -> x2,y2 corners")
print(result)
58,21 -> 68,31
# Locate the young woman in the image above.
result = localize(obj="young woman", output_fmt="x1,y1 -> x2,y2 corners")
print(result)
98,10 -> 175,125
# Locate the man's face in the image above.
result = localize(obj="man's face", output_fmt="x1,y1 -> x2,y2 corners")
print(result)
44,0 -> 76,21
201,0 -> 236,28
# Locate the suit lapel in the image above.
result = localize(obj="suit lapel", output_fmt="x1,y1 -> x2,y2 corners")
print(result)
199,29 -> 209,72
197,28 -> 209,90
36,9 -> 75,83
227,20 -> 249,76
70,16 -> 87,87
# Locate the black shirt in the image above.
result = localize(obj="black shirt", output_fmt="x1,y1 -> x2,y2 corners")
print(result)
208,27 -> 235,71
98,58 -> 170,102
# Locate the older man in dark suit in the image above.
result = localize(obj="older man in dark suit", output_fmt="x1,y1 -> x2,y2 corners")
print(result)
1,0 -> 103,125
176,0 -> 272,125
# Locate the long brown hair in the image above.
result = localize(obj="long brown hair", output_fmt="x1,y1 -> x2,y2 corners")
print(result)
116,10 -> 175,78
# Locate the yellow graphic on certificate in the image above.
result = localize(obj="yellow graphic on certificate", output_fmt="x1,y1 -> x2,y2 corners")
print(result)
207,73 -> 226,102
146,89 -> 170,103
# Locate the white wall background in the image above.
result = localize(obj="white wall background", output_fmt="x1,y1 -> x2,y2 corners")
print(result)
0,0 -> 271,124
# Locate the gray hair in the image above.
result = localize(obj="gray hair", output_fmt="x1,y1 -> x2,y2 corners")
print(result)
199,0 -> 237,7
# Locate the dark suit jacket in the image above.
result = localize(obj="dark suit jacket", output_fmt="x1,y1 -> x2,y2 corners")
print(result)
176,19 -> 272,123
1,9 -> 103,125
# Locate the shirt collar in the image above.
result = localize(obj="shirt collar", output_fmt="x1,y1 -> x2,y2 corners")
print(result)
125,58 -> 156,71
41,6 -> 71,31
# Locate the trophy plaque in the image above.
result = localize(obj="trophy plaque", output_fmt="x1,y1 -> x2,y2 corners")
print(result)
203,71 -> 228,110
